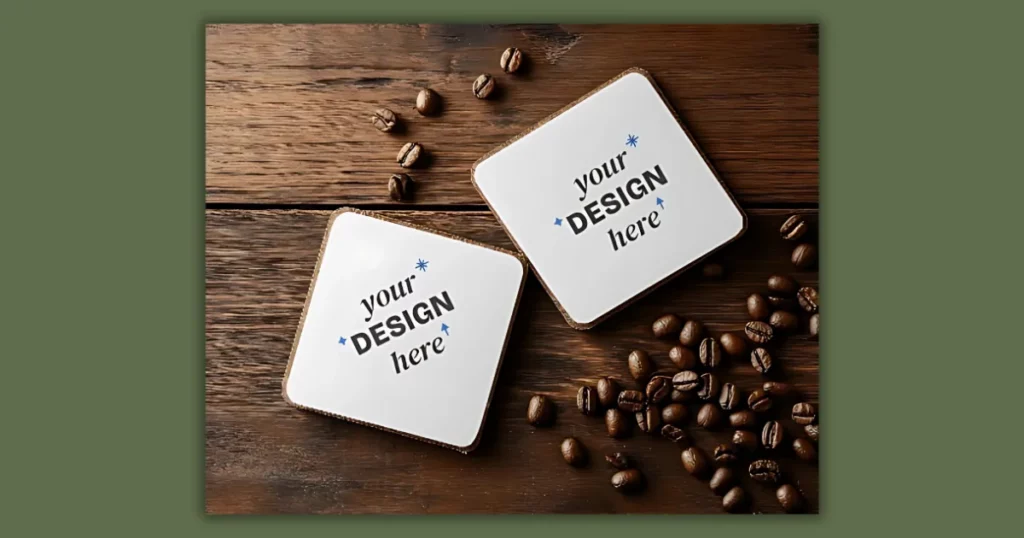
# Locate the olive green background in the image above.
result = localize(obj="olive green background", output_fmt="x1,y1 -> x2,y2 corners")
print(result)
1,0 -> 1017,534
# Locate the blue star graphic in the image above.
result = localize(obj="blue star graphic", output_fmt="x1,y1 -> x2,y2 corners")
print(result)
338,336 -> 347,345
554,217 -> 563,226
626,134 -> 639,147
415,259 -> 429,272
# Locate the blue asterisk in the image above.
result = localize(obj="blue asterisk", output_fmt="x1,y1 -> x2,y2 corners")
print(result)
554,217 -> 562,226
415,259 -> 429,272
338,336 -> 347,345
626,134 -> 639,147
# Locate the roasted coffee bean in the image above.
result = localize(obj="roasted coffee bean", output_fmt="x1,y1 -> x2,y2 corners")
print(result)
679,320 -> 704,347
768,274 -> 799,294
719,332 -> 747,356
415,88 -> 440,115
762,420 -> 784,449
713,443 -> 739,466
702,263 -> 724,278
748,389 -> 773,413
561,437 -> 587,467
792,402 -> 817,425
750,347 -> 773,374
646,375 -> 672,404
797,286 -> 819,313
605,452 -> 632,470
661,403 -> 688,425
770,310 -> 799,332
596,377 -> 620,408
605,408 -> 631,438
653,314 -> 683,339
636,406 -> 661,434
732,429 -> 759,452
577,386 -> 599,416
668,345 -> 698,369
809,313 -> 820,339
627,349 -> 654,381
710,467 -> 737,496
611,469 -> 645,494
722,487 -> 748,513
671,389 -> 695,403
472,74 -> 495,98
747,293 -> 771,321
396,142 -> 423,168
763,381 -> 794,397
729,410 -> 759,429
370,107 -> 397,132
699,337 -> 722,368
805,423 -> 819,442
719,383 -> 740,411
499,47 -> 523,73
681,447 -> 710,478
617,390 -> 646,412
697,402 -> 722,429
780,214 -> 809,241
749,459 -> 782,483
745,321 -> 774,344
792,243 -> 817,269
388,173 -> 415,202
526,395 -> 554,426
793,438 -> 817,462
672,370 -> 701,392
776,484 -> 805,513
767,294 -> 798,311
698,373 -> 719,401
660,423 -> 689,445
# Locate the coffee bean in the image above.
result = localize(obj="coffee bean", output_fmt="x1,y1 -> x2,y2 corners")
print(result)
678,320 -> 704,347
611,469 -> 645,494
713,443 -> 739,466
697,373 -> 719,401
617,390 -> 646,412
809,313 -> 820,339
797,286 -> 819,313
776,484 -> 805,513
747,294 -> 771,320
681,447 -> 710,478
636,406 -> 661,434
596,377 -> 620,408
768,274 -> 799,294
770,310 -> 799,332
749,459 -> 781,483
499,47 -> 523,73
792,402 -> 817,425
577,386 -> 599,416
697,402 -> 722,429
762,420 -> 783,449
763,381 -> 794,397
702,263 -> 724,278
729,410 -> 758,429
396,142 -> 422,168
732,429 -> 759,452
750,347 -> 773,374
388,173 -> 415,201
561,437 -> 587,467
805,423 -> 819,442
653,314 -> 683,338
792,243 -> 817,269
415,88 -> 440,115
748,389 -> 773,413
722,486 -> 748,513
605,452 -> 632,470
472,74 -> 495,99
719,383 -> 740,411
780,214 -> 809,241
672,370 -> 701,392
627,350 -> 654,381
671,389 -> 695,403
605,408 -> 631,438
668,345 -> 698,369
719,332 -> 747,356
767,295 -> 798,311
526,395 -> 554,426
710,467 -> 737,496
660,423 -> 689,445
646,375 -> 672,404
661,403 -> 688,425
745,321 -> 774,344
370,107 -> 397,132
699,337 -> 722,368
793,437 -> 817,462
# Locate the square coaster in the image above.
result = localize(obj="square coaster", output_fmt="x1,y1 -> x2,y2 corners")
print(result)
282,209 -> 527,453
472,68 -> 746,329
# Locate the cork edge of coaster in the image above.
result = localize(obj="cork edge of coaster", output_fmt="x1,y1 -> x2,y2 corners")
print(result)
470,66 -> 748,330
281,207 -> 530,454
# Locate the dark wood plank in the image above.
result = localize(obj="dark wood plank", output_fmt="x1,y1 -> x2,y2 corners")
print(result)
206,208 -> 819,514
206,24 -> 818,206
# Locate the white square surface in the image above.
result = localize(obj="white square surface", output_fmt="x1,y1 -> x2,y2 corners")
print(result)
472,68 -> 746,328
283,209 -> 527,452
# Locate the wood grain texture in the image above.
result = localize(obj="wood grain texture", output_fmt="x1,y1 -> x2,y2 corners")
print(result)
206,24 -> 818,206
206,209 -> 819,514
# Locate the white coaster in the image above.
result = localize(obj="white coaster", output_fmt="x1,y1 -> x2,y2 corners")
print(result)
282,209 -> 527,452
472,68 -> 746,329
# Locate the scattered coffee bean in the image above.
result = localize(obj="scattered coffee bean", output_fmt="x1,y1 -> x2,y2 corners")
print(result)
745,321 -> 773,344
797,286 -> 819,313
472,74 -> 495,99
776,484 -> 805,513
605,408 -> 631,438
636,406 -> 661,434
769,310 -> 799,332
809,313 -> 820,339
699,337 -> 722,368
792,243 -> 817,269
596,377 -> 620,408
396,142 -> 422,168
763,381 -> 794,397
749,459 -> 782,483
713,443 -> 739,466
697,373 -> 719,401
661,403 -> 688,425
732,429 -> 759,452
387,173 -> 415,202
681,447 -> 710,478
679,320 -> 704,347
793,437 -> 817,462
672,370 -> 701,392
722,486 -> 748,513
719,383 -> 740,411
748,389 -> 773,413
710,467 -> 737,496
729,410 -> 758,429
702,263 -> 724,278
617,390 -> 646,412
697,402 -> 722,429
792,402 -> 817,425
561,437 -> 587,467
646,374 -> 672,404
653,314 -> 683,338
768,274 -> 799,294
611,469 -> 645,494
370,107 -> 397,132
719,332 -> 747,356
671,389 -> 695,403
668,345 -> 698,369
805,423 -> 819,442
627,350 -> 654,381
577,386 -> 599,416
526,395 -> 554,426
780,214 -> 809,241
762,420 -> 783,450
499,47 -> 523,73
660,423 -> 689,445
415,88 -> 439,115
767,294 -> 798,311
747,294 -> 771,320
605,452 -> 632,470
750,347 -> 773,374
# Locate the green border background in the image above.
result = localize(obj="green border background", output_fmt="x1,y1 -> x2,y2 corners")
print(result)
2,0 -> 1017,534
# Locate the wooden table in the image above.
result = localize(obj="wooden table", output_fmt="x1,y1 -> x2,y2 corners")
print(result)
206,24 -> 819,514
